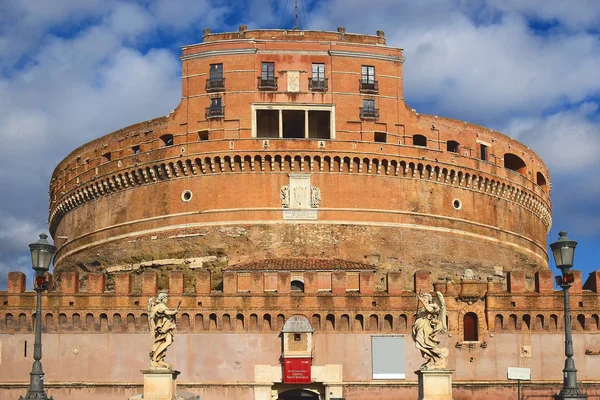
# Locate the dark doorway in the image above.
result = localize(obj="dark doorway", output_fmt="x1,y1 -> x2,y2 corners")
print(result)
463,312 -> 478,341
278,389 -> 320,400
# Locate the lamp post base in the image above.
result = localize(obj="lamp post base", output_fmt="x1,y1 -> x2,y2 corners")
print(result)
20,392 -> 54,400
554,389 -> 588,400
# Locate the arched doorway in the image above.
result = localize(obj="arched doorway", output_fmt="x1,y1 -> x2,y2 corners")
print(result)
278,389 -> 320,400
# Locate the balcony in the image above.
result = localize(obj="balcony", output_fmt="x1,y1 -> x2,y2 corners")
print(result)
258,77 -> 278,90
205,78 -> 225,92
309,78 -> 328,92
359,79 -> 379,94
360,107 -> 379,119
206,106 -> 225,119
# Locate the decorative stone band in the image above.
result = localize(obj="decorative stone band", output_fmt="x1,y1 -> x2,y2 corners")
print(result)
48,151 -> 552,236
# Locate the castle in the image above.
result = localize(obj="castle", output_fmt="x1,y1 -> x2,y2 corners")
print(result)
1,27 -> 598,400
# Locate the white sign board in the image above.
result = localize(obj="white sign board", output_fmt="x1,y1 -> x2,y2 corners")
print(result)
507,367 -> 531,381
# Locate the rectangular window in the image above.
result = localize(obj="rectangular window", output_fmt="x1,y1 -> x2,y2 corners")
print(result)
363,99 -> 375,110
206,97 -> 224,118
312,63 -> 325,81
210,63 -> 223,79
211,97 -> 222,109
372,336 -> 406,380
362,65 -> 375,83
262,62 -> 275,80
374,132 -> 387,143
480,144 -> 488,161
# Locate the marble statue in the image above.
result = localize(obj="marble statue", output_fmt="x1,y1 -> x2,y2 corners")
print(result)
310,186 -> 321,208
280,185 -> 290,208
148,293 -> 181,369
412,291 -> 449,370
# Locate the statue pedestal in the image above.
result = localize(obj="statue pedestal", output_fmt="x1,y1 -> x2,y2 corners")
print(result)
416,369 -> 454,400
128,369 -> 198,400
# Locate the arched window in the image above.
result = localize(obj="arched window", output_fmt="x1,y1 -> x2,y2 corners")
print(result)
536,172 -> 548,191
291,280 -> 304,292
413,134 -> 427,147
159,134 -> 174,147
577,314 -> 586,330
463,312 -> 478,341
447,140 -> 460,153
504,153 -> 527,175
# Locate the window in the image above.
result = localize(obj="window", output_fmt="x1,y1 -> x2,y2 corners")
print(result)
294,333 -> 301,341
374,132 -> 387,143
310,63 -> 327,91
463,312 -> 478,341
132,145 -> 140,154
258,62 -> 277,89
198,130 -> 209,141
362,65 -> 375,84
503,153 -> 527,175
101,152 -> 111,163
206,97 -> 224,118
210,63 -> 223,80
254,105 -> 333,139
413,134 -> 427,147
447,140 -> 459,153
206,63 -> 224,91
480,144 -> 488,161
536,172 -> 547,191
360,99 -> 378,119
291,280 -> 304,292
360,65 -> 378,93
159,134 -> 174,147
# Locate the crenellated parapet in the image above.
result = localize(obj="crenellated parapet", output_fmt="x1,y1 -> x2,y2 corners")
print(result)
3,268 -> 600,338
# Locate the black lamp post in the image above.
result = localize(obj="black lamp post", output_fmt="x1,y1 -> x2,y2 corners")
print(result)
551,231 -> 587,400
20,233 -> 55,400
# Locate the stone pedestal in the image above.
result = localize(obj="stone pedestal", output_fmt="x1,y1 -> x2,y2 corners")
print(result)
128,369 -> 198,400
416,369 -> 454,400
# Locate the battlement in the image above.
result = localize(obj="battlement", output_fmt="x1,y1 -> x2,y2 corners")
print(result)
3,269 -> 600,336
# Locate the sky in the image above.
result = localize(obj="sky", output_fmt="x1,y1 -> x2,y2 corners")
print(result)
0,0 -> 598,289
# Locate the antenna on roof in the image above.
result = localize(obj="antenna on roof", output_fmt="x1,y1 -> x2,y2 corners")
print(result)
293,0 -> 300,30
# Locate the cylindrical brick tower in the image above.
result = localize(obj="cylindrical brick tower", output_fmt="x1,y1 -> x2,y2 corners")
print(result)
48,28 -> 551,285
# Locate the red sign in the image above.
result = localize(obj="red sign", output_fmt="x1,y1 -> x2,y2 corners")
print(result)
283,358 -> 311,384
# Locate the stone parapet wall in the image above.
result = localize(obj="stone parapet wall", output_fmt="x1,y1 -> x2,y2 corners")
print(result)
3,270 -> 600,336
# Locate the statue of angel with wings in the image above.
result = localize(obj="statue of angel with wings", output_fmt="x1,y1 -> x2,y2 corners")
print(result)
412,291 -> 449,370
148,292 -> 181,369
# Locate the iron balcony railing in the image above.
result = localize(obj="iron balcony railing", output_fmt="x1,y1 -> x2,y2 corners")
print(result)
205,106 -> 225,119
257,76 -> 278,90
308,78 -> 328,92
360,107 -> 379,119
359,79 -> 379,94
205,78 -> 225,92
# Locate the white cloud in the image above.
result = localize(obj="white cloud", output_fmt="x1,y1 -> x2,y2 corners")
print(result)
504,103 -> 600,172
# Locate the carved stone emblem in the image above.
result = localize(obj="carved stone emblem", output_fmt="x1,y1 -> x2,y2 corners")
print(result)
287,71 -> 300,92
281,174 -> 320,220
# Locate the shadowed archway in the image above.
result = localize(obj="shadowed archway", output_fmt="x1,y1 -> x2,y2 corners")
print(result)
278,389 -> 320,400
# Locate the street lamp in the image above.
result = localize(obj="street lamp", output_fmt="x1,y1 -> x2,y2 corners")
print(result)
551,231 -> 587,400
20,233 -> 55,400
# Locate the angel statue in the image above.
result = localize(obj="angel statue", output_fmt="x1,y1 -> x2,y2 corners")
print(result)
412,291 -> 449,370
148,292 -> 181,369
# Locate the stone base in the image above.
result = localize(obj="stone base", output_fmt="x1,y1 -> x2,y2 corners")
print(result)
416,369 -> 454,400
128,369 -> 198,400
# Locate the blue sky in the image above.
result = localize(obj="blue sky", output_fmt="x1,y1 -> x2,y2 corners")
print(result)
0,0 -> 598,288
